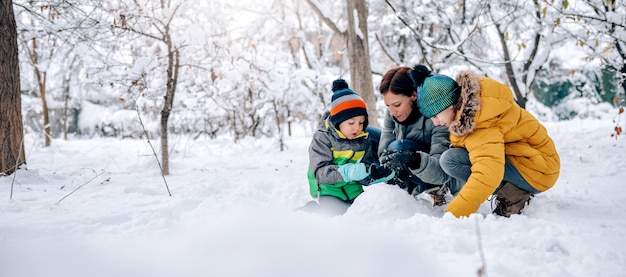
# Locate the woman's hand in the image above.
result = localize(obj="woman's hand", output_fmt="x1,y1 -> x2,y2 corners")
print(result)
380,150 -> 421,171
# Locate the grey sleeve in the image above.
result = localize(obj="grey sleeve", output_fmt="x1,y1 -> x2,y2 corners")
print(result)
309,132 -> 344,185
410,124 -> 451,185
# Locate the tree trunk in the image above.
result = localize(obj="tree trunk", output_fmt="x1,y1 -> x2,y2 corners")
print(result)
35,65 -> 51,147
62,56 -> 76,140
27,37 -> 52,147
160,29 -> 180,175
62,71 -> 70,140
0,0 -> 27,175
305,0 -> 379,126
489,3 -> 527,108
619,63 -> 626,98
346,0 -> 379,126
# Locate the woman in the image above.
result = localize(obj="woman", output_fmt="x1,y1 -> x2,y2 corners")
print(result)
413,64 -> 560,217
377,67 -> 456,200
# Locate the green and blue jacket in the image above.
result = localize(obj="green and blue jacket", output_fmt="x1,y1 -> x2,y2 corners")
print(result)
307,114 -> 376,201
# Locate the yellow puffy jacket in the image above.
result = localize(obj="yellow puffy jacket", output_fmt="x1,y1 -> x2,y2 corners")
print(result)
445,71 -> 560,217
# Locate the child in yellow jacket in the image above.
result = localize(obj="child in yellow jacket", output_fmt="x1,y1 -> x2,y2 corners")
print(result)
412,65 -> 560,218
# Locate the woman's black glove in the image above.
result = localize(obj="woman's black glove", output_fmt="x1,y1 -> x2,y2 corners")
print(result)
380,150 -> 421,171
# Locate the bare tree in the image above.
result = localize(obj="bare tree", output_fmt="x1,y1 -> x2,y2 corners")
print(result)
305,0 -> 379,126
15,1 -> 107,143
380,0 -> 562,109
110,1 -> 183,175
346,0 -> 377,125
379,0 -> 440,69
487,0 -> 548,108
23,35 -> 55,146
161,22 -> 180,176
0,0 -> 26,175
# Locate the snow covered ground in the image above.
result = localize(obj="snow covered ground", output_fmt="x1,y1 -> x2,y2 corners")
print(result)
1,117 -> 625,277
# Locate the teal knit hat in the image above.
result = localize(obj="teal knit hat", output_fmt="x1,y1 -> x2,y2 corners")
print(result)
417,74 -> 460,118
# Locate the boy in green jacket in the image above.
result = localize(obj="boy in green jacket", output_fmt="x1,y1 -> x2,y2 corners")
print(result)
302,79 -> 394,216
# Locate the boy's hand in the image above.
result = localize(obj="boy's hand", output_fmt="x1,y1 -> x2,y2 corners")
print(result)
337,163 -> 368,182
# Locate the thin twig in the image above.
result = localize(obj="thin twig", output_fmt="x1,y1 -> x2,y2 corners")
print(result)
475,216 -> 488,277
135,103 -> 172,196
56,170 -> 106,204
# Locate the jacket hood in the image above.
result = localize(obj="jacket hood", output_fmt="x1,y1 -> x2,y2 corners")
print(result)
449,71 -> 481,137
317,111 -> 331,130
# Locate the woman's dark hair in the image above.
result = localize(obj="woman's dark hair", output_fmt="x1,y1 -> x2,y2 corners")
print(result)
379,67 -> 415,97
408,64 -> 432,88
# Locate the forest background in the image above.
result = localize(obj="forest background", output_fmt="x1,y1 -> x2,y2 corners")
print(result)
2,0 -> 625,176
1,2 -> 626,276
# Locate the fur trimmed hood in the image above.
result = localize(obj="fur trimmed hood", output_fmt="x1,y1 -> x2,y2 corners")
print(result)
448,71 -> 481,137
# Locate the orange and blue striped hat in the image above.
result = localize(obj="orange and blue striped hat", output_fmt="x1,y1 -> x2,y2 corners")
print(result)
329,79 -> 368,128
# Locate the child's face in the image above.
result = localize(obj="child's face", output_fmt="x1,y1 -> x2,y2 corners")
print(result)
431,106 -> 455,127
338,115 -> 366,140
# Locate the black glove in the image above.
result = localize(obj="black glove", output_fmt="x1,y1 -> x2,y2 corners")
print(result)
387,174 -> 407,189
378,149 -> 396,169
380,150 -> 421,171
378,149 -> 394,160
368,164 -> 393,180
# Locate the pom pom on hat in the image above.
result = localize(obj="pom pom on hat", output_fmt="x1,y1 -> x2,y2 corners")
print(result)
329,79 -> 368,128
417,74 -> 460,118
332,79 -> 349,92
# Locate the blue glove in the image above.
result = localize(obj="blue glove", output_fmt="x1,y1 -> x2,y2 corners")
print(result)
337,163 -> 369,182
